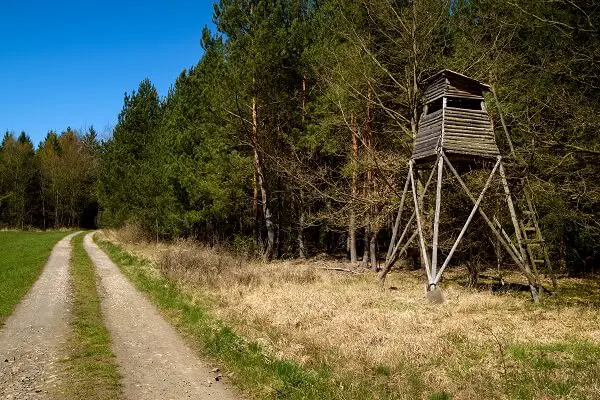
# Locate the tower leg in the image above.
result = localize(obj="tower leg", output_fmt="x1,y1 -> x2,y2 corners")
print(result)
432,155 -> 500,285
431,157 -> 444,287
441,154 -> 539,300
409,161 -> 433,286
380,159 -> 438,287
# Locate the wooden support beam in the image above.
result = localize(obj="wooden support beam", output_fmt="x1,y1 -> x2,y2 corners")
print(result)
378,229 -> 418,287
388,212 -> 415,265
386,169 -> 411,262
387,160 -> 438,266
498,163 -> 529,269
433,156 -> 500,284
410,161 -> 432,284
442,153 -> 530,276
443,154 -> 538,301
380,158 -> 439,287
489,80 -> 516,158
493,215 -> 521,260
523,182 -> 557,290
431,157 -> 444,279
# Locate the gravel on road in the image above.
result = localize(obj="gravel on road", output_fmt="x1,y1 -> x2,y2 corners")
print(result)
0,232 -> 80,400
83,232 -> 240,400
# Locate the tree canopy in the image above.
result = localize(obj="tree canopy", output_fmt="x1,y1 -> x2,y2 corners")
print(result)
2,0 -> 598,275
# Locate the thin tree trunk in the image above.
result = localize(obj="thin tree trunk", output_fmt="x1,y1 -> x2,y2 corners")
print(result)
349,114 -> 359,263
55,192 -> 59,228
297,190 -> 307,259
298,211 -> 306,259
252,95 -> 274,262
364,90 -> 375,270
41,185 -> 46,230
370,229 -> 378,271
362,226 -> 370,268
297,76 -> 308,259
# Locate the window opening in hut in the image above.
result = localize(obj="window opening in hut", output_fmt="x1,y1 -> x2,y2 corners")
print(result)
446,97 -> 481,110
427,98 -> 443,114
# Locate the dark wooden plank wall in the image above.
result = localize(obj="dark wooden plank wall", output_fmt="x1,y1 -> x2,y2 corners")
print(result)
414,73 -> 498,162
424,78 -> 447,103
412,109 -> 442,160
424,76 -> 485,103
443,107 -> 499,158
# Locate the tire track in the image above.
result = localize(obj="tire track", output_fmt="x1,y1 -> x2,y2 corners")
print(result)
83,233 -> 239,400
0,232 -> 80,400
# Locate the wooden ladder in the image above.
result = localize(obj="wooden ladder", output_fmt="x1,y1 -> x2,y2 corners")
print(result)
519,179 -> 557,291
491,79 -> 557,294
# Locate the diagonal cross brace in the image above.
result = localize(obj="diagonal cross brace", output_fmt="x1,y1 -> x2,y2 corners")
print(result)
432,155 -> 501,284
441,154 -> 536,284
410,161 -> 433,283
382,158 -> 439,275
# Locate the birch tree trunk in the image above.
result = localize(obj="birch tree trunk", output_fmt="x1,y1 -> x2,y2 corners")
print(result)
362,226 -> 370,268
252,95 -> 275,261
370,231 -> 378,271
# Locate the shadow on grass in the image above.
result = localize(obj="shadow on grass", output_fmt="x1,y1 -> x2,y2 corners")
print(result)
443,266 -> 600,307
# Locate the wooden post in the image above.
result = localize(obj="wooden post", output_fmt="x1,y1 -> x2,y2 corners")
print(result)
386,169 -> 411,262
442,154 -> 525,270
523,183 -> 557,290
431,156 -> 444,279
433,156 -> 500,284
442,154 -> 539,301
409,161 -> 432,284
493,215 -> 521,262
379,229 -> 418,287
381,159 -> 439,287
384,160 -> 437,269
386,213 -> 415,267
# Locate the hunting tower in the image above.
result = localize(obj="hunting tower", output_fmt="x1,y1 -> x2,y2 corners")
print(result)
382,70 -> 553,302
412,70 -> 499,163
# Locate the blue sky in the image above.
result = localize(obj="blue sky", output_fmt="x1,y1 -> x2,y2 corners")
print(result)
0,1 -> 215,146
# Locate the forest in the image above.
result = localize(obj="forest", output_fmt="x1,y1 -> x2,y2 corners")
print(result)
1,0 -> 598,276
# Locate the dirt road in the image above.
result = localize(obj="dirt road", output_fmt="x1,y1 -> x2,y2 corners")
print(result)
83,232 -> 239,400
0,232 -> 80,399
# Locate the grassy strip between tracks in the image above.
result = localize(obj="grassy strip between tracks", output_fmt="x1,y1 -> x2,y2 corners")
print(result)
60,233 -> 122,399
94,235 -> 411,400
0,230 -> 71,325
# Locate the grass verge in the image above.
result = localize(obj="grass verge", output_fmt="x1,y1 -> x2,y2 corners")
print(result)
0,230 -> 71,324
99,231 -> 600,400
95,235 -> 402,399
60,233 -> 122,399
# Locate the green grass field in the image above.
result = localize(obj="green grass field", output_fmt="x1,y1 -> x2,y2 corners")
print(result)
59,233 -> 122,399
0,230 -> 71,324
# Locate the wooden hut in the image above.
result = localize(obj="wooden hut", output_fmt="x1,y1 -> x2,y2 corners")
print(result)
412,69 -> 500,163
382,70 -> 552,303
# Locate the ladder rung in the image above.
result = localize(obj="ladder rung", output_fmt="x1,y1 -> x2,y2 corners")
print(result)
524,227 -> 536,232
524,239 -> 544,244
533,259 -> 545,264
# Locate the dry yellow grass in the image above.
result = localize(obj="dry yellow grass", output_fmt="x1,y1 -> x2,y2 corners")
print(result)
101,228 -> 600,399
